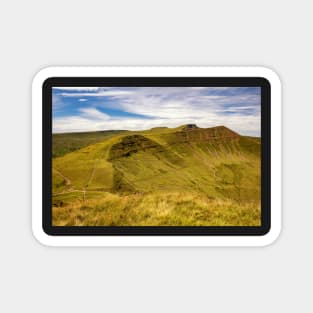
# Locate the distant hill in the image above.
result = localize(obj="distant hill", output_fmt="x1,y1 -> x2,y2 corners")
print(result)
52,125 -> 261,226
52,130 -> 127,157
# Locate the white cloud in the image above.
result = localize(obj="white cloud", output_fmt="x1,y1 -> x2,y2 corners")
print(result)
79,108 -> 110,120
53,114 -> 260,136
78,98 -> 88,102
53,87 -> 261,136
60,90 -> 133,97
53,87 -> 101,91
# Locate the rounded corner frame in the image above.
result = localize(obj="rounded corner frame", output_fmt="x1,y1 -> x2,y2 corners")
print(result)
32,66 -> 281,247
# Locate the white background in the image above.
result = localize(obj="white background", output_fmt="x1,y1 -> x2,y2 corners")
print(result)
0,0 -> 311,312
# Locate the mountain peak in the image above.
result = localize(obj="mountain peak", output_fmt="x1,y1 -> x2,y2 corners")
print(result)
181,124 -> 199,131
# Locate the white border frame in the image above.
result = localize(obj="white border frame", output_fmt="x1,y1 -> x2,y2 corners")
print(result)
32,67 -> 281,247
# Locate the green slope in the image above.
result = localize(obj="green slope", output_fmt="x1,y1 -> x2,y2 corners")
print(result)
53,125 -> 260,199
52,125 -> 261,226
52,130 -> 127,157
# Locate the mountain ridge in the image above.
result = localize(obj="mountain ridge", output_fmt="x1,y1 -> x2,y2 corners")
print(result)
52,124 -> 261,226
53,124 -> 260,199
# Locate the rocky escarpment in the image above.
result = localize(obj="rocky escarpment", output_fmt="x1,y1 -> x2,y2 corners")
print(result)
162,125 -> 240,144
108,134 -> 184,166
108,135 -> 161,160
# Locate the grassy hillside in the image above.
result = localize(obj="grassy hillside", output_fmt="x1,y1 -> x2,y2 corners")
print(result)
53,192 -> 260,226
52,130 -> 126,157
52,125 -> 261,226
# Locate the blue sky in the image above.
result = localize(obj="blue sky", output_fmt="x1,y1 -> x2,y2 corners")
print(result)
52,87 -> 261,136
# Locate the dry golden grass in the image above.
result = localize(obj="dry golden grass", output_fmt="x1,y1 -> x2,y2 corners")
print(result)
52,191 -> 261,226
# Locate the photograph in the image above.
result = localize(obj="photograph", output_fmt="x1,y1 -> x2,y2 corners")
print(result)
52,86 -> 261,226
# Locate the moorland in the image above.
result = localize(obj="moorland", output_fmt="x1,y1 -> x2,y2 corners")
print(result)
52,124 -> 261,226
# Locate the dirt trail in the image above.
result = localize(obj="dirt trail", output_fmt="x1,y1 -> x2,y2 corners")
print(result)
52,189 -> 82,196
54,168 -> 72,186
85,148 -> 108,187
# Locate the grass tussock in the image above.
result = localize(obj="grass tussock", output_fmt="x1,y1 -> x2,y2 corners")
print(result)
52,192 -> 260,226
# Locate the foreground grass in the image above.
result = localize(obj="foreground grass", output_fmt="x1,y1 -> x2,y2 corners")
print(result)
52,192 -> 260,226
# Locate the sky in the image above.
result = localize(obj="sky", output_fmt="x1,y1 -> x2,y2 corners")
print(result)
52,86 -> 261,136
